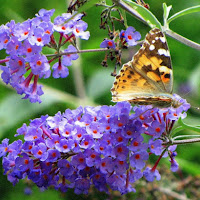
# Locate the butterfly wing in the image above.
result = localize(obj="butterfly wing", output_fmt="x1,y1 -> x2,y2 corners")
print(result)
111,28 -> 173,102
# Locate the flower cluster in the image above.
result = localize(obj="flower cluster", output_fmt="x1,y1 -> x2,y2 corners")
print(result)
100,26 -> 141,49
0,95 -> 190,194
0,9 -> 90,103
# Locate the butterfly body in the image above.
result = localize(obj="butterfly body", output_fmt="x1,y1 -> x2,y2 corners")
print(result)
111,28 -> 181,108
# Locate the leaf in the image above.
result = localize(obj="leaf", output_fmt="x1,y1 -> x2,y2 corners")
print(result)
178,118 -> 200,133
168,5 -> 200,23
163,3 -> 172,29
121,0 -> 162,29
86,68 -> 114,99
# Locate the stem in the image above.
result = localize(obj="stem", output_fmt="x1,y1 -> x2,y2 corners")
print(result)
112,0 -> 147,25
71,38 -> 87,105
164,138 -> 200,146
165,29 -> 200,51
173,134 -> 200,140
0,58 -> 10,64
46,48 -> 112,57
152,147 -> 168,171
46,40 -> 144,58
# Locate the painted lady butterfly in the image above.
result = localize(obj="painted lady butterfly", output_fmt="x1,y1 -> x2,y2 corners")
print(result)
111,28 -> 181,108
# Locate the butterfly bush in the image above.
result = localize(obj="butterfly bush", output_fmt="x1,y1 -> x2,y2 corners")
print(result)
0,9 -> 90,103
0,94 -> 190,194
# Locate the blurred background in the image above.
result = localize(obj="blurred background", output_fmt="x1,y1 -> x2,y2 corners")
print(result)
0,0 -> 200,199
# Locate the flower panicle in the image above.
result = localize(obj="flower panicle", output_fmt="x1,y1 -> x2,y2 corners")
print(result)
0,9 -> 90,103
0,97 -> 190,194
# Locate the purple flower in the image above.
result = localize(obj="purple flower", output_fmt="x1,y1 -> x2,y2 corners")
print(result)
19,40 -> 42,57
55,138 -> 73,153
129,168 -> 143,183
114,144 -> 129,160
74,178 -> 90,195
28,27 -> 51,46
31,143 -> 48,161
99,157 -> 114,174
0,9 -> 91,103
130,151 -> 149,169
13,20 -> 31,41
124,26 -> 141,46
129,135 -> 148,152
52,59 -> 69,78
57,159 -> 74,177
24,126 -> 43,141
170,158 -> 179,172
0,100 -> 191,194
72,20 -> 90,40
6,37 -> 21,55
8,55 -> 26,74
114,159 -> 129,174
35,9 -> 55,22
143,167 -> 161,182
107,174 -> 127,194
29,54 -> 50,78
71,153 -> 86,170
15,153 -> 34,171
149,139 -> 163,155
62,44 -> 79,66
0,64 -> 11,84
0,138 -> 9,157
91,173 -> 108,193
100,39 -> 116,49
147,120 -> 165,138
85,149 -> 101,167
0,29 -> 10,50
46,149 -> 60,162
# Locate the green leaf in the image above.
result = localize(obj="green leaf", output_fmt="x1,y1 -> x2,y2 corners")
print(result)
163,3 -> 172,29
178,118 -> 200,133
168,5 -> 200,23
163,3 -> 172,21
122,0 -> 161,29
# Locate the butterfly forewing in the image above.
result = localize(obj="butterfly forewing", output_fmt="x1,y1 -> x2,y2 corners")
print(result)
111,28 -> 175,107
133,28 -> 173,93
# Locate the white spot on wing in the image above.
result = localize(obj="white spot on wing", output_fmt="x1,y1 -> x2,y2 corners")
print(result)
160,66 -> 170,73
160,37 -> 166,43
149,44 -> 155,50
152,40 -> 155,43
158,48 -> 170,56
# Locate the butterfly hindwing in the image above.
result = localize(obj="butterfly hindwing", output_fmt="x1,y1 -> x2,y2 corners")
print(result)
111,61 -> 159,102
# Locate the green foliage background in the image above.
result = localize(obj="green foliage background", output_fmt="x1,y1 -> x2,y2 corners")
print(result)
0,0 -> 199,199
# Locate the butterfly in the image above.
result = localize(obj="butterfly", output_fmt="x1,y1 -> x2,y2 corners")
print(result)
111,28 -> 181,108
